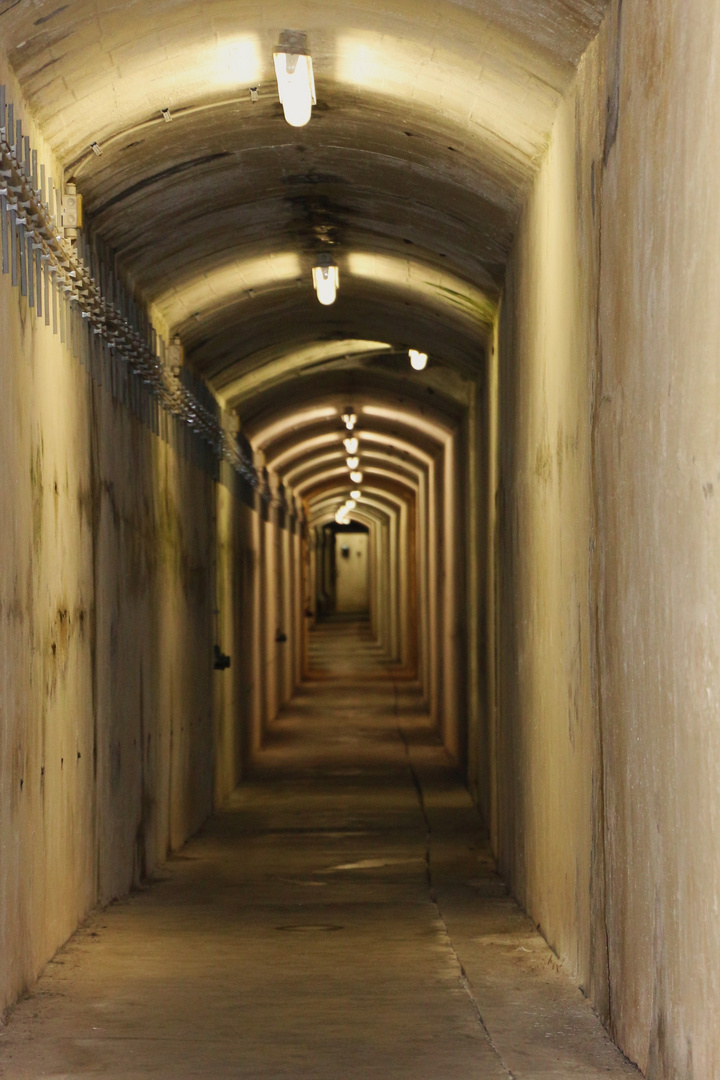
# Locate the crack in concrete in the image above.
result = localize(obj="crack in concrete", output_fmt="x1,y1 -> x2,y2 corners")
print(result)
395,712 -> 517,1080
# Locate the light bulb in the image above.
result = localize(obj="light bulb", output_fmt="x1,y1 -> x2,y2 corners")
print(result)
342,411 -> 357,430
409,349 -> 428,371
344,437 -> 359,454
346,500 -> 356,510
273,50 -> 316,127
312,263 -> 339,305
350,471 -> 363,484
351,490 -> 361,499
346,456 -> 359,470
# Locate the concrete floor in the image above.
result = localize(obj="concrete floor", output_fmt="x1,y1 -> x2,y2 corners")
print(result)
0,622 -> 638,1079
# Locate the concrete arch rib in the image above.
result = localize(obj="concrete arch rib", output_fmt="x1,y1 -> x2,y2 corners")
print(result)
309,497 -> 393,525
284,450 -> 423,490
311,490 -> 407,654
307,488 -> 398,646
155,255 -> 494,359
295,466 -> 419,498
271,433 -> 432,475
198,302 -> 488,390
245,388 -> 460,456
5,1 -> 603,173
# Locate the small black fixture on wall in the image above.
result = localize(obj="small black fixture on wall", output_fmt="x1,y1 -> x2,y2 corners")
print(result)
214,644 -> 231,670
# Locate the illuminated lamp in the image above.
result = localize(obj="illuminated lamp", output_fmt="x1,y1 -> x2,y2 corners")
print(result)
342,410 -> 357,430
344,436 -> 359,455
346,456 -> 359,470
273,32 -> 316,128
312,256 -> 339,305
409,349 -> 428,371
351,490 -> 361,499
350,471 -> 363,484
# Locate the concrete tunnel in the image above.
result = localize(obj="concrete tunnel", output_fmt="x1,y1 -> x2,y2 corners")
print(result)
0,1 -> 719,1077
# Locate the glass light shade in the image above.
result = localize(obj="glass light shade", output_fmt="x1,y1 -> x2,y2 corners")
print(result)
346,456 -> 359,470
350,471 -> 363,484
409,349 -> 428,371
312,263 -> 339,305
273,51 -> 316,127
344,437 -> 359,454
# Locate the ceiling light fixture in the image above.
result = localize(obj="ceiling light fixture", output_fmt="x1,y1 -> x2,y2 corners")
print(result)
273,31 -> 316,127
409,349 -> 428,371
351,490 -> 361,499
342,409 -> 357,430
346,456 -> 359,470
350,471 -> 363,484
312,256 -> 339,306
344,436 -> 359,455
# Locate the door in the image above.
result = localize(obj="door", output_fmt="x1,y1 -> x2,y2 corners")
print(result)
335,533 -> 369,613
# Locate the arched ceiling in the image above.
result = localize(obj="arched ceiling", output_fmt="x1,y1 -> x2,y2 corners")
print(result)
246,379 -> 452,523
1,0 -> 607,517
309,487 -> 408,526
284,449 -> 422,490
2,0 -> 606,386
241,373 -> 465,439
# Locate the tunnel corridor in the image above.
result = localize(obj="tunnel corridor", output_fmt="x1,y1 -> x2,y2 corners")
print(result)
1,1 -> 720,1078
1,623 -> 636,1078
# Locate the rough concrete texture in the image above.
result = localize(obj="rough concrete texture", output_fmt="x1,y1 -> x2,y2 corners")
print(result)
0,0 -> 611,394
2,2 -> 720,1078
490,4 -> 720,1076
0,622 -> 637,1080
494,26 -> 604,1001
0,240 -> 220,1015
0,130 -> 292,1012
596,1 -> 720,1074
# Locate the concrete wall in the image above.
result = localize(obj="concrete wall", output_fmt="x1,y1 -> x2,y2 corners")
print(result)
491,3 -> 720,1076
0,71 -> 302,1012
494,49 -> 600,988
0,258 -> 220,1012
595,1 -> 720,1074
0,279 -> 299,1016
213,483 -> 258,807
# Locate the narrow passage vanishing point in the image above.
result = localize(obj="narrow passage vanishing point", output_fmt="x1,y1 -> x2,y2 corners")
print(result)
0,623 -> 638,1080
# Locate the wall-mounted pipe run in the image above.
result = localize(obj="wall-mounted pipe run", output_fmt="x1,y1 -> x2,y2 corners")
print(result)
0,85 -> 257,488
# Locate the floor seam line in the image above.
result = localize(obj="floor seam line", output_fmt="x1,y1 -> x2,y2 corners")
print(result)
397,713 -> 517,1080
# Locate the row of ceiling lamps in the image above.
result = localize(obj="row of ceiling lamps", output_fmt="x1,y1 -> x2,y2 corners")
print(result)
312,258 -> 427,366
274,31 -> 430,370
337,408 -> 363,523
276,35 -> 430,377
275,31 -> 339,311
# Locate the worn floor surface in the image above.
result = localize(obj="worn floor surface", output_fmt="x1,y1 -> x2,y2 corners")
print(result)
0,621 -> 638,1079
